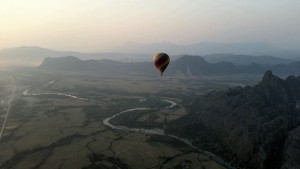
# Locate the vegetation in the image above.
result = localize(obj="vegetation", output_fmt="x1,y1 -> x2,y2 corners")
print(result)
166,71 -> 300,169
0,69 -> 237,169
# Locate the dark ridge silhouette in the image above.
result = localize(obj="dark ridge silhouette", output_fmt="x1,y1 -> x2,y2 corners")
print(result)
203,54 -> 293,65
39,55 -> 300,76
166,70 -> 300,169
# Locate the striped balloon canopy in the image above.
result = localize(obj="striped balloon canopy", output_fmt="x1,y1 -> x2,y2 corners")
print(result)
153,53 -> 170,76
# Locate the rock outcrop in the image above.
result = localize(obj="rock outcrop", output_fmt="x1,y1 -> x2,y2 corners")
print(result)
167,70 -> 300,169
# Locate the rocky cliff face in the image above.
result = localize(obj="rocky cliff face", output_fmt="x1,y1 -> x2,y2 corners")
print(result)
167,70 -> 300,169
281,126 -> 300,169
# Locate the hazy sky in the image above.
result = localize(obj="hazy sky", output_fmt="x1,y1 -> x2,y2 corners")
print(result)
0,0 -> 299,52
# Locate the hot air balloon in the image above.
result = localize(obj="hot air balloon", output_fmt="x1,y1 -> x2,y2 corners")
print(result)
153,53 -> 170,76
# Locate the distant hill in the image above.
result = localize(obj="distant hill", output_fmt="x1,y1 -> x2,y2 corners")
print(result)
39,55 -> 251,75
39,56 -> 155,75
113,42 -> 300,58
167,55 -> 240,75
0,46 -> 150,67
1,44 -> 299,68
203,54 -> 293,65
0,46 -> 64,67
39,55 -> 300,76
166,70 -> 300,169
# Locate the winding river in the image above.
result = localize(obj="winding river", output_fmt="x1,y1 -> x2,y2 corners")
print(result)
103,100 -> 235,169
22,80 -> 234,168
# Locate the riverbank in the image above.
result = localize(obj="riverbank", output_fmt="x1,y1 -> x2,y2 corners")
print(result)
103,99 -> 235,169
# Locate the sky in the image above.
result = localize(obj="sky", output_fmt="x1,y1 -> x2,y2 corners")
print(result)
0,0 -> 299,52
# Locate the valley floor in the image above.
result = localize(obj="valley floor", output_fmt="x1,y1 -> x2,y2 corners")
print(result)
0,69 -> 261,169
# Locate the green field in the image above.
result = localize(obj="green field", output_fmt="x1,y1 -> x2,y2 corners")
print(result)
0,69 -> 261,169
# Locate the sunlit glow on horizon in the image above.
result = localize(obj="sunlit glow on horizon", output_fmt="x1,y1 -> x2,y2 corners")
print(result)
0,0 -> 299,52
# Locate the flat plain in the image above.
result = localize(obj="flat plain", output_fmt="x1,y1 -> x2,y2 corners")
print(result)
0,69 -> 261,169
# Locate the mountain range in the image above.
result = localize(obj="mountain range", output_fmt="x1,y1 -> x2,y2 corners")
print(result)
113,42 -> 300,58
0,46 -> 150,67
1,43 -> 300,67
39,55 -> 300,76
167,70 -> 300,169
203,54 -> 293,65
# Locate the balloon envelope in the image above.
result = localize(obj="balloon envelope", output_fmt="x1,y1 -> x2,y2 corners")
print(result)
153,53 -> 170,75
